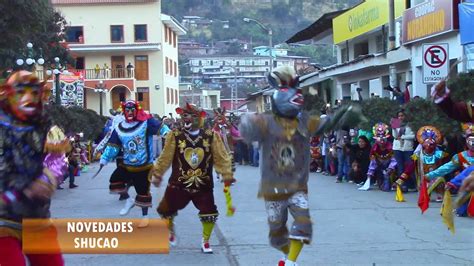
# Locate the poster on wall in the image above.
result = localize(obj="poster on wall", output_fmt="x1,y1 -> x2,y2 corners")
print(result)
52,72 -> 85,107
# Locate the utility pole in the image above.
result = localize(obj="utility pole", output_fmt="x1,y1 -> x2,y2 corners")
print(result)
388,0 -> 395,50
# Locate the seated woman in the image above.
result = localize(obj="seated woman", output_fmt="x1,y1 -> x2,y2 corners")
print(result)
348,136 -> 371,185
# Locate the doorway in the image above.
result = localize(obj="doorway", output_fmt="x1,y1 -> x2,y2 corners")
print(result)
111,56 -> 125,78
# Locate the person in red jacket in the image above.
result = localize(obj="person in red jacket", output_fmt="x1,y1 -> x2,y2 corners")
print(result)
432,80 -> 474,123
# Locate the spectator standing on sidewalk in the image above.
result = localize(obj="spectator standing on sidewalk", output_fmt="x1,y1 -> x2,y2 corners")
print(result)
392,110 -> 416,191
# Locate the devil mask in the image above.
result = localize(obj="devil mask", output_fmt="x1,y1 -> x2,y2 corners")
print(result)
373,123 -> 390,146
0,70 -> 49,122
176,103 -> 206,131
462,123 -> 474,151
417,126 -> 442,154
268,66 -> 303,118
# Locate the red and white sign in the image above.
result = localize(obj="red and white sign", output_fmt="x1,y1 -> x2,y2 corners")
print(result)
422,43 -> 449,84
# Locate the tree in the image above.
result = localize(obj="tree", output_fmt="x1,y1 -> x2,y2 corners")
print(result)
0,0 -> 70,72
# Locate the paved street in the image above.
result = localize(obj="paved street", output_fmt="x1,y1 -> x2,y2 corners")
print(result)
51,163 -> 474,266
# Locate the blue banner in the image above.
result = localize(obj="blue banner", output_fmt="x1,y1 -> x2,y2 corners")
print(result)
459,1 -> 474,45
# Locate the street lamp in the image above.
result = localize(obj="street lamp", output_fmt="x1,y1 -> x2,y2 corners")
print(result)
94,80 -> 107,116
15,42 -> 45,71
243,17 -> 273,73
46,57 -> 69,105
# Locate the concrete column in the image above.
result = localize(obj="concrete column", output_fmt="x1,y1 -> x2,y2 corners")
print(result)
104,91 -> 112,113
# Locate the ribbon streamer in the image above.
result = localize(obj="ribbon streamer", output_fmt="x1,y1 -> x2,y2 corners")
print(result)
223,185 -> 235,216
395,185 -> 405,202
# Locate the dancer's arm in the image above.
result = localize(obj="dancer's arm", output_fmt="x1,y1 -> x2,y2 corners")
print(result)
147,117 -> 161,136
212,132 -> 234,184
152,132 -> 176,177
100,130 -> 121,165
239,114 -> 266,143
425,154 -> 459,181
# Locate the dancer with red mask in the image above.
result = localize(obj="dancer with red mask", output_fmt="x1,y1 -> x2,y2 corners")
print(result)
152,103 -> 234,253
395,126 -> 449,201
100,100 -> 160,227
0,71 -> 68,266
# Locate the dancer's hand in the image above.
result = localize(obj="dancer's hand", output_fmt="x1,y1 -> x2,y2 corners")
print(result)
151,175 -> 162,187
460,173 -> 474,192
444,182 -> 457,192
222,176 -> 236,187
395,178 -> 404,186
23,179 -> 55,201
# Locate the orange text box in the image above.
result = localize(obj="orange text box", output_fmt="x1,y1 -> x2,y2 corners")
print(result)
22,218 -> 169,254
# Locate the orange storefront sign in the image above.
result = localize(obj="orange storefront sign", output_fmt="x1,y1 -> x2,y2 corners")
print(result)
22,218 -> 169,254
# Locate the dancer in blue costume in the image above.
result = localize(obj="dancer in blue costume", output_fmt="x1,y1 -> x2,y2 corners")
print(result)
100,100 -> 160,226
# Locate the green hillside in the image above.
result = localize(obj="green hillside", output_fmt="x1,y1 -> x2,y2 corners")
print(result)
162,0 -> 358,46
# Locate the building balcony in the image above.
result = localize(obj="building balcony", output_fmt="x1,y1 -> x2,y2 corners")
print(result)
37,68 -> 135,81
66,43 -> 161,53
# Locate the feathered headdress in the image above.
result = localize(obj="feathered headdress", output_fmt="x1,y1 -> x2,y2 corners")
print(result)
373,122 -> 390,138
417,126 -> 443,145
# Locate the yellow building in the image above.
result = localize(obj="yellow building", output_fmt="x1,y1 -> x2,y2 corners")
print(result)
51,0 -> 186,116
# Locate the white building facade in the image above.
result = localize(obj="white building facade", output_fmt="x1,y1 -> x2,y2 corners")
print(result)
52,0 -> 186,116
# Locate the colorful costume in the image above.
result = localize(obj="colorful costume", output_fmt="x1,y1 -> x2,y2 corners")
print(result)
152,103 -> 233,253
0,71 -> 67,266
239,66 -> 321,266
445,166 -> 474,217
396,126 -> 448,198
100,100 -> 159,225
310,136 -> 322,172
426,123 -> 474,184
363,123 -> 397,192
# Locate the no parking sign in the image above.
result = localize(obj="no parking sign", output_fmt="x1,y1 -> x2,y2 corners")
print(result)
422,43 -> 449,84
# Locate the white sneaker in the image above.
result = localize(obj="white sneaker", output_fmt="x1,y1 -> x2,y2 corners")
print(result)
285,259 -> 298,266
119,198 -> 135,216
201,239 -> 213,254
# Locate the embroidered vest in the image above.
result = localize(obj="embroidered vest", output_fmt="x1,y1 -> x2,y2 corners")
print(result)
170,129 -> 214,192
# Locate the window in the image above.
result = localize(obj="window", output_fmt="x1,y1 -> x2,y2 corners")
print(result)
137,92 -> 144,101
170,89 -> 174,104
376,35 -> 384,53
166,88 -> 170,104
134,55 -> 149,80
169,59 -> 173,76
165,57 -> 169,74
173,32 -> 177,48
175,89 -> 178,104
164,26 -> 168,43
341,47 -> 348,63
168,28 -> 172,44
134,24 -> 147,42
65,26 -> 84,43
174,61 -> 177,77
110,25 -> 124,43
354,41 -> 369,58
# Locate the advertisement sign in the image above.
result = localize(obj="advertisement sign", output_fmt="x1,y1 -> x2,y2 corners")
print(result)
333,0 -> 406,44
459,0 -> 474,45
422,43 -> 449,84
402,0 -> 459,44
52,72 -> 85,107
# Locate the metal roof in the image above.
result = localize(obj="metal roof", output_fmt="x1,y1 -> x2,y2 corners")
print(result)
285,9 -> 348,44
